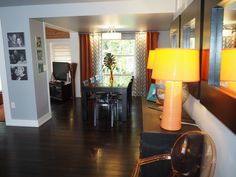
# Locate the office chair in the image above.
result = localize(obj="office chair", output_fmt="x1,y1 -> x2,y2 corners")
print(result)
131,131 -> 216,177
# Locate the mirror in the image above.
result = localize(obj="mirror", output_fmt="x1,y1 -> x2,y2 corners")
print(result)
182,18 -> 196,49
180,0 -> 203,99
170,30 -> 178,48
170,15 -> 181,48
200,0 -> 236,134
220,5 -> 236,95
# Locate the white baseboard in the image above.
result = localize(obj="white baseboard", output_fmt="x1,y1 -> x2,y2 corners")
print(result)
5,112 -> 51,127
38,112 -> 52,126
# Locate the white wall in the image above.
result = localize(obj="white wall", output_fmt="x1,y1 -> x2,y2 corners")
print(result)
158,31 -> 171,48
0,75 -> 2,91
0,17 -> 51,127
69,32 -> 81,97
184,95 -> 236,177
30,19 -> 51,120
1,16 -> 38,123
174,0 -> 194,19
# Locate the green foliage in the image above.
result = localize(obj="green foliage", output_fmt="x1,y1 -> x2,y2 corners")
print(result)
102,39 -> 135,75
103,53 -> 117,71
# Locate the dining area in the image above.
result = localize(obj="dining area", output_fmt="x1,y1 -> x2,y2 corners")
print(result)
81,75 -> 134,127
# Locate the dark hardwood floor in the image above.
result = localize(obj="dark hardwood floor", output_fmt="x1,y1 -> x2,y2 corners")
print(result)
0,97 -> 142,177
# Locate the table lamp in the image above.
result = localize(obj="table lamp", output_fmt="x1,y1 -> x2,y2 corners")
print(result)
147,50 -> 156,69
152,48 -> 199,131
220,48 -> 236,92
147,50 -> 164,104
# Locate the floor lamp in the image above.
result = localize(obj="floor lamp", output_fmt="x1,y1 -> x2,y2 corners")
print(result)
152,48 -> 199,131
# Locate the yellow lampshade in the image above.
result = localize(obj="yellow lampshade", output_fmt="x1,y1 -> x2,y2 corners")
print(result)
147,50 -> 156,69
152,48 -> 199,82
220,48 -> 236,81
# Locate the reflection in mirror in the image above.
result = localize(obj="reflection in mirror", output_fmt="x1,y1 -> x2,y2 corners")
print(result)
220,5 -> 236,95
182,18 -> 196,49
170,30 -> 178,48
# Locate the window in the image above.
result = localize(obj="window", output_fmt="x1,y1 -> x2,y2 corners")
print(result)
49,39 -> 71,63
102,35 -> 135,82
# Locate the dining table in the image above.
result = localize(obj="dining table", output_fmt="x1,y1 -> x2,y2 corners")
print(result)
81,78 -> 130,122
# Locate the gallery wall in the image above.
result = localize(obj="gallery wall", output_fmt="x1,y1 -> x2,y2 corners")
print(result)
29,19 -> 50,120
1,15 -> 38,125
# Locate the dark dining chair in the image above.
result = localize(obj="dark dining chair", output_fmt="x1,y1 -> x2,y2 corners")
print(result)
93,92 -> 118,127
127,76 -> 134,113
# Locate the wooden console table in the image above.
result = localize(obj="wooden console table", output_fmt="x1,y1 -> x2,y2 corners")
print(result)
140,98 -> 199,177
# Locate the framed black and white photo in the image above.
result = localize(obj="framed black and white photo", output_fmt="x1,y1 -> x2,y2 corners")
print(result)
10,66 -> 28,80
36,36 -> 42,48
7,32 -> 25,48
36,50 -> 43,61
9,49 -> 26,64
38,63 -> 44,73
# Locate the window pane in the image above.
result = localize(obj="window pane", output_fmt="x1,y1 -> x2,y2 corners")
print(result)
101,36 -> 135,80
102,40 -> 135,55
50,42 -> 71,63
115,56 -> 135,75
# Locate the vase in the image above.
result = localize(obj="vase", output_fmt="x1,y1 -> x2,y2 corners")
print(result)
109,70 -> 114,84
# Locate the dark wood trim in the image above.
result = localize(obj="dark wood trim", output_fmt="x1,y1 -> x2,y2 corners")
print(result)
45,27 -> 70,39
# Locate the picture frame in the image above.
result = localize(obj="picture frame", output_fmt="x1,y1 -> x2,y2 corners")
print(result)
10,66 -> 28,80
38,63 -> 44,73
9,49 -> 26,64
36,36 -> 42,48
146,83 -> 157,102
7,32 -> 25,48
36,49 -> 43,61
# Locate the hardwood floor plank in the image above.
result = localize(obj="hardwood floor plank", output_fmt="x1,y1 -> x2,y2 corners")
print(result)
0,97 -> 142,177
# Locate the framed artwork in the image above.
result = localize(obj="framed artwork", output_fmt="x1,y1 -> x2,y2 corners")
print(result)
146,83 -> 157,102
38,63 -> 44,73
9,49 -> 26,64
36,50 -> 43,61
7,32 -> 25,48
36,36 -> 42,48
10,66 -> 28,80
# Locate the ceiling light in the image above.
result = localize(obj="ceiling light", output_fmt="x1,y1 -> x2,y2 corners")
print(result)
102,26 -> 121,40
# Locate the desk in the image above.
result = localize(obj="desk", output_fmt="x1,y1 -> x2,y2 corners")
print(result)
140,98 -> 199,177
81,81 -> 129,122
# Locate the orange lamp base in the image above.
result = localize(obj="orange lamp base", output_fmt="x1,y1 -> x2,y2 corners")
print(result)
160,81 -> 182,131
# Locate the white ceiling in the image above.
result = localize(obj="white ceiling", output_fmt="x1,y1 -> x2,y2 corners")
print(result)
41,13 -> 173,32
0,0 -> 125,7
0,0 -> 175,32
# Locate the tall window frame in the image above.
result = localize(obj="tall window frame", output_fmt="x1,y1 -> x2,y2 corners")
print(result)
101,33 -> 136,83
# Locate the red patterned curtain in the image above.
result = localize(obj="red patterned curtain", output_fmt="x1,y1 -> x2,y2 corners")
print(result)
80,33 -> 92,81
146,32 -> 159,93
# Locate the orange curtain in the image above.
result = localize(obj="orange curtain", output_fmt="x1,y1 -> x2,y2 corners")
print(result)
80,33 -> 92,81
146,32 -> 159,93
